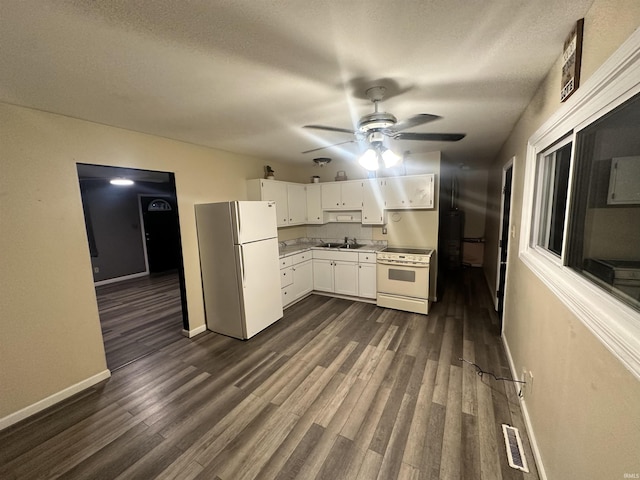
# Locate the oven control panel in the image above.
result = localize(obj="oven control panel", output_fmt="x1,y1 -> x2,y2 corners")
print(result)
377,250 -> 432,265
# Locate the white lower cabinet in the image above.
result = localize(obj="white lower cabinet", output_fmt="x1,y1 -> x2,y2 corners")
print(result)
357,252 -> 377,299
312,258 -> 334,292
313,250 -> 360,297
333,260 -> 359,296
280,251 -> 313,307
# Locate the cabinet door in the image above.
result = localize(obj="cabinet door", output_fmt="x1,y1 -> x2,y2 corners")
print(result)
261,180 -> 289,226
384,175 -> 434,209
334,261 -> 359,296
291,259 -> 313,300
358,263 -> 377,299
362,179 -> 385,225
306,184 -> 324,224
321,183 -> 342,210
313,259 -> 334,292
341,181 -> 363,209
405,174 -> 434,208
287,184 -> 307,225
608,156 -> 640,204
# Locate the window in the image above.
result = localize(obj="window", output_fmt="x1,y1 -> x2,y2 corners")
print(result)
520,28 -> 640,378
534,138 -> 572,256
567,93 -> 640,313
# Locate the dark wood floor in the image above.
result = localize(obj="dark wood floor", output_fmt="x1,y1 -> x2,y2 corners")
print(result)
95,271 -> 185,371
0,268 -> 539,480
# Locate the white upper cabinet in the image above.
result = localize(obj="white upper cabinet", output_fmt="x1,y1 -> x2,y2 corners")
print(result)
306,183 -> 324,224
384,174 -> 435,209
287,183 -> 307,224
258,180 -> 289,226
250,173 -> 436,226
608,156 -> 640,205
362,179 -> 386,225
321,181 -> 363,210
247,179 -> 307,227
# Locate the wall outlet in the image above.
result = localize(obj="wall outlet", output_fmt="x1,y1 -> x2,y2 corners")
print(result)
93,267 -> 99,273
382,227 -> 388,234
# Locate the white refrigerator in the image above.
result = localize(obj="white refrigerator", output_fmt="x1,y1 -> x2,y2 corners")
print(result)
195,201 -> 283,339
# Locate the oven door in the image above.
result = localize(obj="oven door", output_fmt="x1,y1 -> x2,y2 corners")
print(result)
377,260 -> 429,299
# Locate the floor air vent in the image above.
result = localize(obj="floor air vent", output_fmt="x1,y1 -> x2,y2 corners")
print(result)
501,424 -> 529,473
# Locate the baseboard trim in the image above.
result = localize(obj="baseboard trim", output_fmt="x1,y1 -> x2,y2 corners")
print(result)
0,369 -> 111,431
182,324 -> 207,338
94,271 -> 148,287
502,336 -> 547,480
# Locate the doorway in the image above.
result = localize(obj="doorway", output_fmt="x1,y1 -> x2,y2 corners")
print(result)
76,163 -> 188,370
139,195 -> 181,273
496,159 -> 514,331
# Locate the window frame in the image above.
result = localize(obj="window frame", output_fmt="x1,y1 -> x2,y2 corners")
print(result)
519,29 -> 640,379
531,135 -> 574,260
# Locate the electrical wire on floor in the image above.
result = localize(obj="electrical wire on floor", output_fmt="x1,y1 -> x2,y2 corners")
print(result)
459,357 -> 527,397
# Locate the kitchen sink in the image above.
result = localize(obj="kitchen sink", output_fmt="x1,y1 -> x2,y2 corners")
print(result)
339,244 -> 365,249
317,243 -> 344,248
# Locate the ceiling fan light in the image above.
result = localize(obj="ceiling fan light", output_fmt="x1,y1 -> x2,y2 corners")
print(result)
110,178 -> 134,186
358,148 -> 379,171
381,148 -> 401,168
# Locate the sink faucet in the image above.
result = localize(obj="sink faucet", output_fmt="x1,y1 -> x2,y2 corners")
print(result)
352,238 -> 357,245
344,236 -> 349,245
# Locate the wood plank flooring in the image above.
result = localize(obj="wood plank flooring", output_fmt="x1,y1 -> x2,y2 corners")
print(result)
95,271 -> 184,371
0,268 -> 540,479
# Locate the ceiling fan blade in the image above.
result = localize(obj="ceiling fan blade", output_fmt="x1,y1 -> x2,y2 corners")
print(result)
302,140 -> 356,154
388,114 -> 441,132
393,132 -> 466,142
304,125 -> 357,135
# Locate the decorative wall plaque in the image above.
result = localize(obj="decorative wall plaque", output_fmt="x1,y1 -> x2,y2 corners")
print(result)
561,19 -> 584,102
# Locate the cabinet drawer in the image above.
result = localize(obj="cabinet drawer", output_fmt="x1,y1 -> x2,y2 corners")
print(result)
281,285 -> 292,306
280,266 -> 293,288
279,256 -> 292,268
358,252 -> 376,264
291,251 -> 311,265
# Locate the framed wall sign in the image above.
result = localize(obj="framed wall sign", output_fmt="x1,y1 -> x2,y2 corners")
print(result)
561,18 -> 584,102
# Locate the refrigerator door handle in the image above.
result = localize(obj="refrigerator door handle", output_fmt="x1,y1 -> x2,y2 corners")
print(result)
239,245 -> 246,286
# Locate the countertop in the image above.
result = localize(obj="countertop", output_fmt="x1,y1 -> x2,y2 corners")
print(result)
279,241 -> 385,258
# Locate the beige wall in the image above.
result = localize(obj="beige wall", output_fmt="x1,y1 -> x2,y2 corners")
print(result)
484,1 -> 640,478
0,102 -> 307,420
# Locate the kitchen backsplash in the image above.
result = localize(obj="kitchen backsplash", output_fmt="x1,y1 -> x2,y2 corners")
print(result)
306,223 -> 374,242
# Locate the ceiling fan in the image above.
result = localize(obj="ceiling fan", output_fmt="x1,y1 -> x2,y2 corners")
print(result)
302,86 -> 466,169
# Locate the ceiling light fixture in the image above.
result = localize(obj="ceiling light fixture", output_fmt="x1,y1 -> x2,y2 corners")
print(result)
358,132 -> 402,171
313,157 -> 332,167
110,178 -> 134,186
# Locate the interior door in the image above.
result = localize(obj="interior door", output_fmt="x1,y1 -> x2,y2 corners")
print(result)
497,163 -> 513,328
140,195 -> 180,273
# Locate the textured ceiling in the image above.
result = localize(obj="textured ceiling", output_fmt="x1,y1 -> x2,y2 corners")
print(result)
0,0 -> 594,168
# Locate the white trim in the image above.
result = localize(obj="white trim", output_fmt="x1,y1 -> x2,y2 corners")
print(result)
182,324 -> 207,338
495,158 -> 514,315
520,28 -> 640,379
502,336 -> 547,480
0,369 -> 111,431
94,271 -> 148,286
